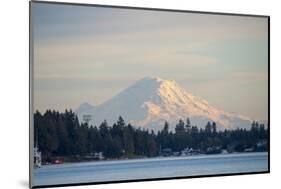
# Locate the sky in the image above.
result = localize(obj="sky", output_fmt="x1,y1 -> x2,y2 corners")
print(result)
32,2 -> 268,121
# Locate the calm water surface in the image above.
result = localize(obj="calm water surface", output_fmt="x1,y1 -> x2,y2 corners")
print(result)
33,152 -> 268,186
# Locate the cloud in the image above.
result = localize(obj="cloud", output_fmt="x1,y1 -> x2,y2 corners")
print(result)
34,29 -> 222,81
34,3 -> 268,44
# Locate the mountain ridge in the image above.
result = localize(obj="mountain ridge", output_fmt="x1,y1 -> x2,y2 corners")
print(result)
76,77 -> 253,131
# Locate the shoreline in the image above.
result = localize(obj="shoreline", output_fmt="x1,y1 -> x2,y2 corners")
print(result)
38,151 -> 268,168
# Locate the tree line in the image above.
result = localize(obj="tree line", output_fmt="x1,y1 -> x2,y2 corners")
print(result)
34,110 -> 268,162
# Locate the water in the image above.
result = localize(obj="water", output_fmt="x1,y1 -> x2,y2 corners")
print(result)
33,152 -> 268,186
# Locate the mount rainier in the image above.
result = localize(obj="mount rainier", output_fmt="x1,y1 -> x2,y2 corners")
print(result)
76,77 -> 252,131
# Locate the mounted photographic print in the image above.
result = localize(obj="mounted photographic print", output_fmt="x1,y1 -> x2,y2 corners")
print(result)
29,1 -> 270,188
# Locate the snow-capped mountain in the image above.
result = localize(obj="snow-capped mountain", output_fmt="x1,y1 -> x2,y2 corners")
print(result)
76,77 -> 252,131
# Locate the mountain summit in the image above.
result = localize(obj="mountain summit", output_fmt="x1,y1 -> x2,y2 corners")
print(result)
76,77 -> 252,131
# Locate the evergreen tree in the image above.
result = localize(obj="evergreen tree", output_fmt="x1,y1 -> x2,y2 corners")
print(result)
99,120 -> 110,138
56,115 -> 70,155
163,121 -> 169,134
34,110 -> 268,162
123,123 -> 135,155
205,121 -> 212,134
174,119 -> 186,151
212,122 -> 217,134
175,119 -> 185,135
185,118 -> 191,134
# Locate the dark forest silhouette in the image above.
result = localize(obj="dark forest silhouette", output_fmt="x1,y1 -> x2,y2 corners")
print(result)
34,110 -> 268,163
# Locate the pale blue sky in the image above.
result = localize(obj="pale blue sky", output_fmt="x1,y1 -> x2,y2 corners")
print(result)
32,2 -> 268,120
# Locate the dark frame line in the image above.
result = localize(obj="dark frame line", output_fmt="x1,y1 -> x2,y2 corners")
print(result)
29,1 -> 270,188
